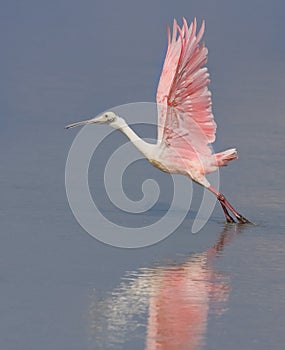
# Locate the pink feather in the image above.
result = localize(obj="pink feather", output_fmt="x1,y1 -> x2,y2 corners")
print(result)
156,18 -> 217,155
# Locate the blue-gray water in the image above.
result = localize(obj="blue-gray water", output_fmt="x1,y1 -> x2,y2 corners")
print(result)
1,0 -> 285,349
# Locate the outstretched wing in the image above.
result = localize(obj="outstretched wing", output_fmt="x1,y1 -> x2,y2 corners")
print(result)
156,18 -> 216,157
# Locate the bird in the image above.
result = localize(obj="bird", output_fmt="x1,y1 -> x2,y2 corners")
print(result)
66,18 -> 251,224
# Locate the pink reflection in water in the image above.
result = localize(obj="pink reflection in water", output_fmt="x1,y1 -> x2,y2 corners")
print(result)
145,235 -> 231,350
90,227 -> 240,349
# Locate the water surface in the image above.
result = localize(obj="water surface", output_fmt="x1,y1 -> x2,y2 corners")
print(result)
1,1 -> 285,349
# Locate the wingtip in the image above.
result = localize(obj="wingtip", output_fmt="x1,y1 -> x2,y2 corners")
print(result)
196,19 -> 206,42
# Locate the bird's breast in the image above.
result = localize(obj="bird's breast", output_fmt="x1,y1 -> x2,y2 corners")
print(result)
148,158 -> 171,173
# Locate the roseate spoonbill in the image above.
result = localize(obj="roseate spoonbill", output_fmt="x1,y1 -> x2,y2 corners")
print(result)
66,18 -> 251,224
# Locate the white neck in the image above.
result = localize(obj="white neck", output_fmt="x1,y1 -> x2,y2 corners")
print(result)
116,121 -> 155,159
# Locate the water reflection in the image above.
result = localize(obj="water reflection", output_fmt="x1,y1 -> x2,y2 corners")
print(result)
90,226 -> 242,349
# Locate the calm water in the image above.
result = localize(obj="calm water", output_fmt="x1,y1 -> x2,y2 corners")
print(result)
1,1 -> 285,349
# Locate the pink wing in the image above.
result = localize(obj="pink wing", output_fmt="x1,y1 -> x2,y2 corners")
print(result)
156,18 -> 216,157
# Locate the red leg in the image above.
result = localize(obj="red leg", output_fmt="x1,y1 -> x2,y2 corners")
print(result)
208,186 -> 251,224
220,201 -> 235,223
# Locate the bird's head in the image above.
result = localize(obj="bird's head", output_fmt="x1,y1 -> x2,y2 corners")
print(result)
65,111 -> 125,130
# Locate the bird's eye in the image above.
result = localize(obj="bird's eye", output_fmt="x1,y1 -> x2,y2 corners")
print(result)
104,114 -> 108,118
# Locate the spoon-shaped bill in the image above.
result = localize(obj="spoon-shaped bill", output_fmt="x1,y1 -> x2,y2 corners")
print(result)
65,119 -> 92,129
65,115 -> 107,129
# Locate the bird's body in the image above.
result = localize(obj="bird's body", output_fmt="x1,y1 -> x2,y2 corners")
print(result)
66,18 -> 251,224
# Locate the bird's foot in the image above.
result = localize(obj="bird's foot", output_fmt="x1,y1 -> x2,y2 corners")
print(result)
226,216 -> 235,223
236,214 -> 252,224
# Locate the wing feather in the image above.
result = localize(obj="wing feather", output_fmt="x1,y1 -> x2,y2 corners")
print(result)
156,18 -> 216,157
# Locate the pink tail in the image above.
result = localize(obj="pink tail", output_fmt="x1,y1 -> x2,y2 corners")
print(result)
214,148 -> 238,167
